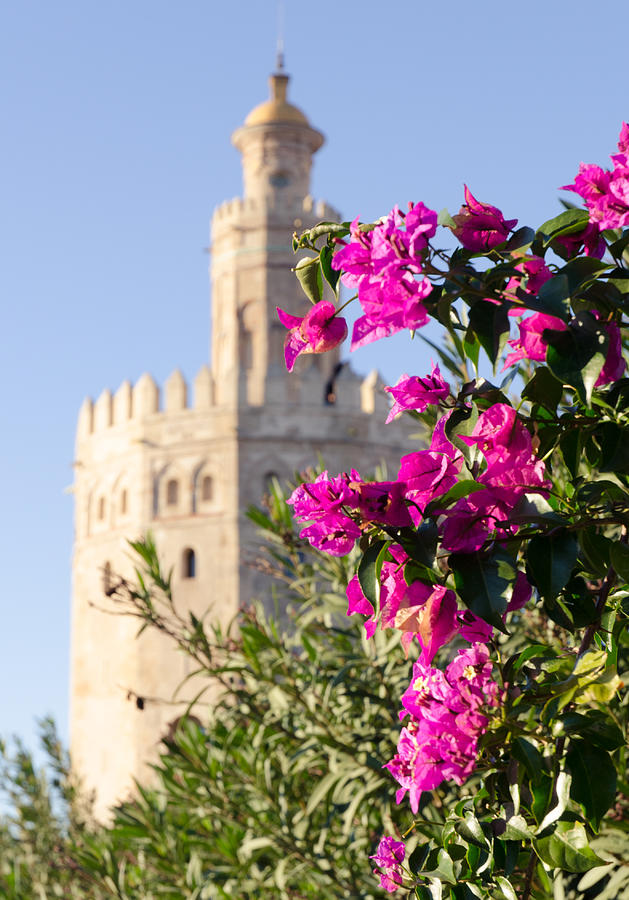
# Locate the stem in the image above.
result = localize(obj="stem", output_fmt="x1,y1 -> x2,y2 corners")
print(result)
522,851 -> 537,900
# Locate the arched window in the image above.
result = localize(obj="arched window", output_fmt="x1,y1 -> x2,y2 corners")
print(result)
98,497 -> 106,521
166,479 -> 179,506
183,548 -> 196,579
120,489 -> 128,514
263,471 -> 280,494
201,475 -> 213,502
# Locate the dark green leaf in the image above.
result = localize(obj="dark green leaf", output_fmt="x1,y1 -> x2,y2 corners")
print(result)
611,540 -> 629,582
521,366 -> 563,411
560,429 -> 582,479
597,422 -> 629,474
357,540 -> 390,613
319,245 -> 340,294
408,842 -> 432,874
536,274 -> 572,320
450,549 -> 516,632
467,300 -> 510,364
455,814 -> 488,848
527,531 -> 578,600
444,404 -> 479,463
579,530 -> 613,577
505,226 -> 535,251
560,711 -> 625,751
546,313 -> 609,404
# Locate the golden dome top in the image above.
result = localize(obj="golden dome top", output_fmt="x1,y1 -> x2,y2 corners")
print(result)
244,72 -> 310,127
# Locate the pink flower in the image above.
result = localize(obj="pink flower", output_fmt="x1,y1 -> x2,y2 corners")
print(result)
370,836 -> 406,894
384,364 -> 450,423
398,450 -> 462,524
503,312 -> 568,369
598,320 -> 625,385
276,301 -> 347,372
461,404 -> 531,464
503,313 -> 625,387
561,123 -> 629,230
553,222 -> 605,260
505,255 -> 552,303
451,185 -> 517,251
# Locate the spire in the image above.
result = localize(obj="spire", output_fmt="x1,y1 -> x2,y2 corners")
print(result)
276,0 -> 285,72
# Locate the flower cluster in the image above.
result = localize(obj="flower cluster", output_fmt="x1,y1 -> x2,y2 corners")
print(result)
385,644 -> 502,814
370,836 -> 406,894
289,400 -> 550,559
562,122 -> 629,230
331,202 -> 437,349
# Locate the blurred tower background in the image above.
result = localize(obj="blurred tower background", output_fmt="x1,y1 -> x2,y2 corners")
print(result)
70,65 -> 412,818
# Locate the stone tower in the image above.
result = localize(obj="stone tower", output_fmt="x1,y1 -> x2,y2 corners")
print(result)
70,67 -> 412,818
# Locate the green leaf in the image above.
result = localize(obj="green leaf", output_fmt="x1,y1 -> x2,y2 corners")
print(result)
319,244 -> 340,294
611,540 -> 629,582
527,530 -> 578,600
545,313 -> 609,404
521,366 -> 563,411
467,299 -> 510,365
449,548 -> 516,632
536,274 -> 572,320
512,737 -> 546,783
444,404 -> 479,464
560,711 -> 625,751
566,741 -> 617,829
426,480 -> 486,511
494,875 -> 518,900
535,821 -> 605,873
455,814 -> 488,848
438,208 -> 456,228
597,422 -> 629,474
303,220 -> 349,243
579,529 -> 613,578
560,428 -> 582,478
505,226 -> 535,251
536,208 -> 590,247
294,256 -> 322,303
402,519 -> 439,569
357,540 -> 391,614
501,815 -> 535,841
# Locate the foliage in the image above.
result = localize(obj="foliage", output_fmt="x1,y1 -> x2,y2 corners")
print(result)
0,717 -> 105,898
278,127 -> 629,897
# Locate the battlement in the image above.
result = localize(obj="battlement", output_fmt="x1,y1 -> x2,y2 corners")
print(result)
211,194 -> 340,229
76,366 -> 216,445
76,362 -> 392,449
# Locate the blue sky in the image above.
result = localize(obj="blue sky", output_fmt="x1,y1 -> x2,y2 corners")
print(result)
1,0 -> 628,753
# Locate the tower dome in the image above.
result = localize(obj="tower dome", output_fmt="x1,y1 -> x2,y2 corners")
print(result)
244,71 -> 311,128
232,66 -> 324,202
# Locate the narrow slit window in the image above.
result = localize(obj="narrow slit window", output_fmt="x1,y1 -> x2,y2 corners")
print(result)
98,497 -> 106,520
183,548 -> 196,579
201,475 -> 213,501
166,479 -> 179,506
120,489 -> 127,514
102,561 -> 112,594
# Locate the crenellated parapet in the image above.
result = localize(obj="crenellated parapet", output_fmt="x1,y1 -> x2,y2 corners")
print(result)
76,368 -> 219,448
211,194 -> 340,237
